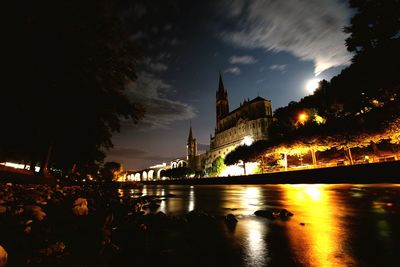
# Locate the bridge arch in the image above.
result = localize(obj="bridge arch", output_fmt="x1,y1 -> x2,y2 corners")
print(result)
157,169 -> 164,179
142,171 -> 148,181
134,173 -> 140,181
148,170 -> 154,180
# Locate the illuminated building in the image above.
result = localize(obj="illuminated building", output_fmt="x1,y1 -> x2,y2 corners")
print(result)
204,74 -> 273,169
127,74 -> 273,179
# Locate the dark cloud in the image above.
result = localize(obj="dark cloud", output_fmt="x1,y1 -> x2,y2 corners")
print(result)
107,148 -> 146,159
107,147 -> 172,162
143,57 -> 168,72
126,71 -> 196,129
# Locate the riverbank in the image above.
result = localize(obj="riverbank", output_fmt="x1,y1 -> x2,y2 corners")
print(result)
144,161 -> 400,185
0,183 -> 252,266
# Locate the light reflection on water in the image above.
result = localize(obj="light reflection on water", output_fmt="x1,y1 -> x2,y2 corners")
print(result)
243,219 -> 269,266
125,184 -> 400,266
188,186 -> 195,212
282,184 -> 355,266
243,187 -> 262,210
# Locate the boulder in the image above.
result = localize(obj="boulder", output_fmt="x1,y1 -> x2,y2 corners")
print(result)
25,205 -> 47,221
225,214 -> 238,226
0,245 -> 7,267
148,201 -> 160,211
72,197 -> 89,216
73,197 -> 88,207
255,209 -> 294,220
0,205 -> 6,214
254,210 -> 275,219
279,209 -> 294,219
39,242 -> 66,256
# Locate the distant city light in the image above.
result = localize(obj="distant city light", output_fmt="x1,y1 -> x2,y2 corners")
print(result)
0,162 -> 40,172
305,78 -> 320,94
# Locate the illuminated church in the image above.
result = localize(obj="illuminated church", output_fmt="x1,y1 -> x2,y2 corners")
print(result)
126,74 -> 274,180
189,74 -> 273,172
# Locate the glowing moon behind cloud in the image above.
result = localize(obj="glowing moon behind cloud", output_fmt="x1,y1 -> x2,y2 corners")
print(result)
305,79 -> 320,94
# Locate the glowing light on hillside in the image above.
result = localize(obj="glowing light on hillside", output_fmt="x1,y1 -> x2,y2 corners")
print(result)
314,114 -> 326,124
222,162 -> 259,176
305,78 -> 320,94
298,112 -> 309,125
221,164 -> 244,176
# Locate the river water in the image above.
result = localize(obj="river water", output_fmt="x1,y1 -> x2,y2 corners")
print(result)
124,184 -> 400,266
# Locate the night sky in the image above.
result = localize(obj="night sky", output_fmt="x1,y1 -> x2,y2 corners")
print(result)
106,0 -> 354,170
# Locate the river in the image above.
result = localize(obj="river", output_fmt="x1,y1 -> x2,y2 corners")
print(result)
122,184 -> 400,266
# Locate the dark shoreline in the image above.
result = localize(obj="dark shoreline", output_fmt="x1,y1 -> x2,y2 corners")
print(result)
143,161 -> 400,185
1,161 -> 399,185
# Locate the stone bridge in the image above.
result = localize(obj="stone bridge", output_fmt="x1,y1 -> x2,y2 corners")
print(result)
125,158 -> 188,181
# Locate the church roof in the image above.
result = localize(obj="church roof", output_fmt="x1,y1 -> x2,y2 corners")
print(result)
228,96 -> 269,115
251,96 -> 267,102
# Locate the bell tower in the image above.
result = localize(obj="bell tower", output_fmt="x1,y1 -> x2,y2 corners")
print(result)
216,73 -> 229,129
187,125 -> 197,167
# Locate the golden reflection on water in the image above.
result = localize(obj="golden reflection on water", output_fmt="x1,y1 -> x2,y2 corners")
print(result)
282,184 -> 354,267
243,187 -> 262,207
220,186 -> 263,215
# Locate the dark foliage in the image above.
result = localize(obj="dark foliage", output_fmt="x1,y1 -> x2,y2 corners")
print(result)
224,140 -> 272,166
0,0 -> 144,175
99,162 -> 122,182
161,167 -> 191,179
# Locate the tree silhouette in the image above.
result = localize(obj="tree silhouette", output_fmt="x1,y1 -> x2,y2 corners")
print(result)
345,0 -> 400,55
0,0 -> 144,176
100,161 -> 123,182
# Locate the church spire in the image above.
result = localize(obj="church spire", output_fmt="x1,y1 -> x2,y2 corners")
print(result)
216,73 -> 228,100
187,125 -> 193,144
218,72 -> 225,94
187,125 -> 197,164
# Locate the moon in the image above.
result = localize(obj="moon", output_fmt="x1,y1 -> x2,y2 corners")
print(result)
305,79 -> 320,94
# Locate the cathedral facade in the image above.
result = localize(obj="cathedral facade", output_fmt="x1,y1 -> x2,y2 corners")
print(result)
189,74 -> 273,172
